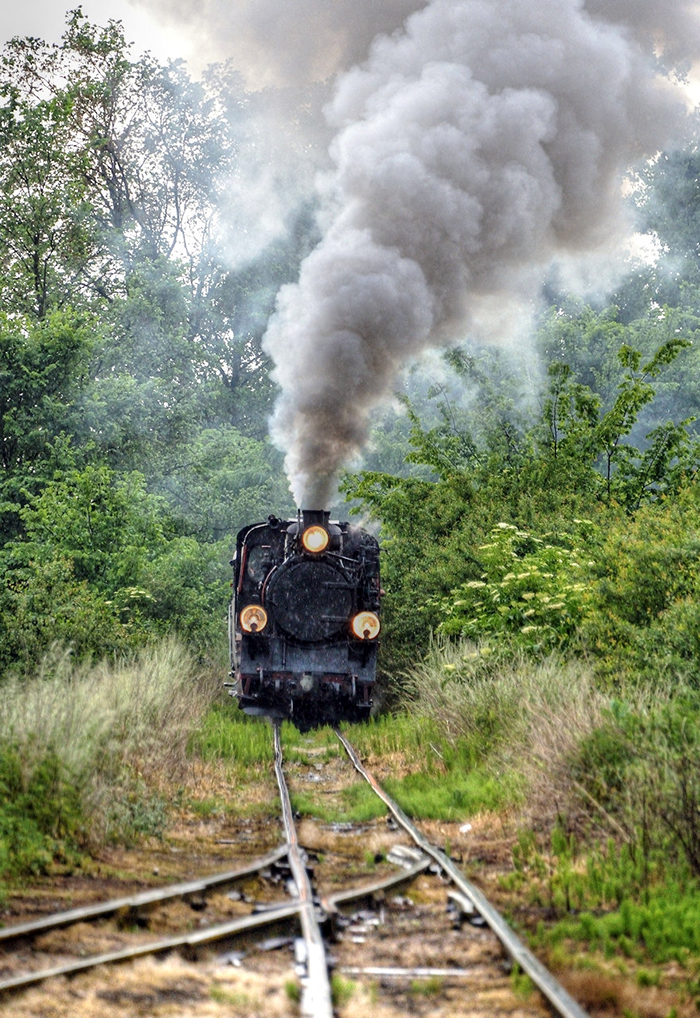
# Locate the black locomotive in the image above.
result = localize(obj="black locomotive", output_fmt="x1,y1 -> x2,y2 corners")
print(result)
227,509 -> 381,727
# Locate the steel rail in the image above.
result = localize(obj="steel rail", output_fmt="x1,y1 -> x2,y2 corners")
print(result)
0,845 -> 289,945
272,721 -> 333,1018
335,727 -> 590,1018
340,965 -> 483,979
0,902 -> 301,994
321,856 -> 431,914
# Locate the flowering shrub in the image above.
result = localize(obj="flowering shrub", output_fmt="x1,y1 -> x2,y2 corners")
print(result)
436,522 -> 595,652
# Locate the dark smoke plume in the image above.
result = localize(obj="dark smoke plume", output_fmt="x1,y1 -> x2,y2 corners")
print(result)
134,0 -> 700,507
261,0 -> 697,507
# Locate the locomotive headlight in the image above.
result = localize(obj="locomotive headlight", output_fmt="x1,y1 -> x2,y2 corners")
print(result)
240,604 -> 268,633
351,611 -> 381,640
302,525 -> 329,553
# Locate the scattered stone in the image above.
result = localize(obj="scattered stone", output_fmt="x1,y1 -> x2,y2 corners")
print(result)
258,936 -> 293,953
217,949 -> 245,966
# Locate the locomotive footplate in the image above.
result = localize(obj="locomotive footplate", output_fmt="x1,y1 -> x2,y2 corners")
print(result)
234,669 -> 373,726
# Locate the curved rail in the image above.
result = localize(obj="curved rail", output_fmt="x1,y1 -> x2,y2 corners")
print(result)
271,720 -> 334,1018
335,727 -> 590,1018
0,903 -> 300,994
0,845 -> 289,945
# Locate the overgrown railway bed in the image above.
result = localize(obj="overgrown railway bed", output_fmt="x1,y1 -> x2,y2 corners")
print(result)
0,724 -> 588,1017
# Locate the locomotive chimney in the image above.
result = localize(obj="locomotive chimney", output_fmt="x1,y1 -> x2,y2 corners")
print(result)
301,508 -> 331,529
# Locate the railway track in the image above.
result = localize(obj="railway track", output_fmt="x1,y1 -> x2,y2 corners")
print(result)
0,723 -> 589,1017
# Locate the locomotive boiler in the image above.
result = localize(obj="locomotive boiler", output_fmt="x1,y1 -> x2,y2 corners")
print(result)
227,509 -> 381,727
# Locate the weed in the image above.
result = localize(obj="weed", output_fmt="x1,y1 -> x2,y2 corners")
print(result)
409,976 -> 443,996
510,963 -> 534,999
188,797 -> 225,818
209,985 -> 252,1005
104,772 -> 168,844
331,973 -> 356,1006
284,979 -> 301,1003
192,706 -> 273,769
364,849 -> 378,869
543,880 -> 700,965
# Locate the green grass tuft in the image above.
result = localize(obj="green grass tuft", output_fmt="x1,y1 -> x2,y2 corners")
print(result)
0,638 -> 216,884
331,973 -> 356,1006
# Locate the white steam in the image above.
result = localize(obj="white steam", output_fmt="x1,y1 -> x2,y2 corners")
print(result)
261,0 -> 696,507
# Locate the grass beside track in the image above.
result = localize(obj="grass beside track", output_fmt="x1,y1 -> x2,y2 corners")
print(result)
0,639 -> 216,892
195,706 -> 518,824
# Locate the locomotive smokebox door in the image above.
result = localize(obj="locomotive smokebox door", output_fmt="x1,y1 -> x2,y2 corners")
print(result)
229,508 -> 380,728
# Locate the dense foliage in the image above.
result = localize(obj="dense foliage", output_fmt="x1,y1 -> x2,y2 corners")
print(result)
344,310 -> 700,686
0,12 -> 297,668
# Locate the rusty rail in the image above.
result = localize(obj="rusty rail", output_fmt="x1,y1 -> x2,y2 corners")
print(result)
0,903 -> 300,994
0,845 -> 288,945
335,727 -> 590,1018
271,720 -> 333,1018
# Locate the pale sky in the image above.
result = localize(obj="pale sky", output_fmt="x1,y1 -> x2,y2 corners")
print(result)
0,0 -> 194,64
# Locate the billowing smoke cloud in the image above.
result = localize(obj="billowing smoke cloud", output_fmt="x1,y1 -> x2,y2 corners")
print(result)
260,0 -> 697,508
131,0 -> 427,86
586,0 -> 700,61
132,0 -> 700,507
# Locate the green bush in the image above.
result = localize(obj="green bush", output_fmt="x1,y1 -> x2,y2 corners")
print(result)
581,488 -> 700,683
436,521 -> 594,653
0,746 -> 83,879
0,465 -> 231,670
575,689 -> 700,877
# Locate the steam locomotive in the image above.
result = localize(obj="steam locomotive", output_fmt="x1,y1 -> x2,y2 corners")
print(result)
227,509 -> 381,727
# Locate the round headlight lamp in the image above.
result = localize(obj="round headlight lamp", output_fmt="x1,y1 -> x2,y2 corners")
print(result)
302,525 -> 329,553
240,604 -> 268,633
351,611 -> 381,640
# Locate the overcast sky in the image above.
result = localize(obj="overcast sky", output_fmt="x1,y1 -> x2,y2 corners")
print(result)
0,0 -> 194,64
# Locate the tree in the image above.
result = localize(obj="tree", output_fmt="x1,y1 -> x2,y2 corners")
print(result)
0,311 -> 94,541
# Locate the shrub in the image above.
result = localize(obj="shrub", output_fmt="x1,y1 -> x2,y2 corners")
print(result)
0,637 -> 216,877
0,746 -> 82,877
435,521 -> 595,653
581,487 -> 700,684
575,688 -> 700,877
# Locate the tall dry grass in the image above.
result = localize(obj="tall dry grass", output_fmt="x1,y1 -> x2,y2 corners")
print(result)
401,639 -> 606,826
0,638 -> 219,840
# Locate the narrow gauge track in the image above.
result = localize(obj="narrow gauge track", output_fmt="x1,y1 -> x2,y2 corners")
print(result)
0,724 -> 590,1018
334,728 -> 589,1018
